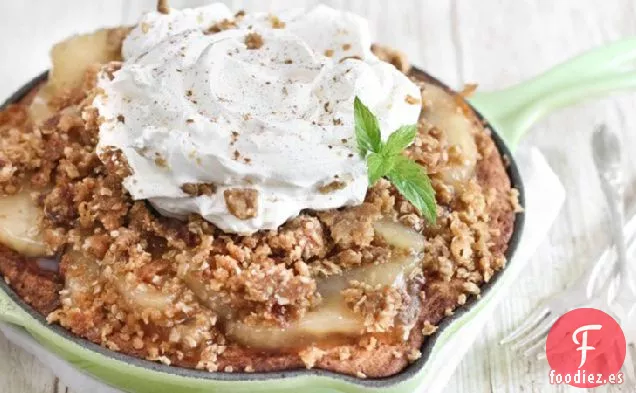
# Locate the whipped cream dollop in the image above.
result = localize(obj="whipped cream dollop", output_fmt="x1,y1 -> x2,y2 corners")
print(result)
94,4 -> 421,234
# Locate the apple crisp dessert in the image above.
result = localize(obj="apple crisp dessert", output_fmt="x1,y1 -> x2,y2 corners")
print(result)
0,4 -> 521,378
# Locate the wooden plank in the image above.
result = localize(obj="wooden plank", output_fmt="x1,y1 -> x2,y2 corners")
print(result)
1,1 -> 635,392
56,379 -> 70,393
0,333 -> 57,393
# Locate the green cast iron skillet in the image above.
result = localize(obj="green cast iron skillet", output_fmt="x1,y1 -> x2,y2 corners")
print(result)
0,37 -> 635,393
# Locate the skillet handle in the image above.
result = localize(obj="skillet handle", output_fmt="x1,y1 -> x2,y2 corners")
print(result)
0,287 -> 31,327
469,38 -> 636,150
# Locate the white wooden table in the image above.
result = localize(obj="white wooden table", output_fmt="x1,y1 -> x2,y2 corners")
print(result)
1,1 -> 635,392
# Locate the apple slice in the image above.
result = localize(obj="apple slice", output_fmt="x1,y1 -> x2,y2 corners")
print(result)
420,83 -> 479,190
63,249 -> 173,311
49,27 -> 128,93
28,84 -> 55,125
29,28 -> 127,124
374,219 -> 425,252
228,247 -> 423,349
181,271 -> 231,316
227,255 -> 420,349
0,188 -> 48,257
226,302 -> 362,350
114,276 -> 174,310
63,250 -> 100,294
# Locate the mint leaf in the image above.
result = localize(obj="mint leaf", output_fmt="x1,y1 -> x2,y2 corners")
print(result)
366,153 -> 385,184
384,125 -> 417,156
367,152 -> 394,184
352,96 -> 437,224
387,155 -> 437,224
354,96 -> 382,156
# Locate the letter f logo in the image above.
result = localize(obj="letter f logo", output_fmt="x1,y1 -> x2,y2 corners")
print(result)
572,324 -> 602,368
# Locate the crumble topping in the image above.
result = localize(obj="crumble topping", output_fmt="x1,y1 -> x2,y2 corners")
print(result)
224,188 -> 259,219
318,203 -> 380,248
510,189 -> 523,213
407,348 -> 422,362
0,106 -> 46,194
244,32 -> 264,50
268,15 -> 286,29
343,280 -> 406,332
405,94 -> 421,105
157,0 -> 170,14
318,180 -> 347,194
181,182 -> 217,197
206,11 -> 245,34
371,44 -> 409,73
459,83 -> 478,98
299,346 -> 326,369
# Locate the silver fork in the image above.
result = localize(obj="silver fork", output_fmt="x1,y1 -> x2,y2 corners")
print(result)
593,125 -> 636,382
501,125 -> 636,376
500,212 -> 636,358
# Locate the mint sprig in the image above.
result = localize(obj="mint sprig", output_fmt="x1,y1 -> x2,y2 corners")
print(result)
354,96 -> 437,223
354,96 -> 382,156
